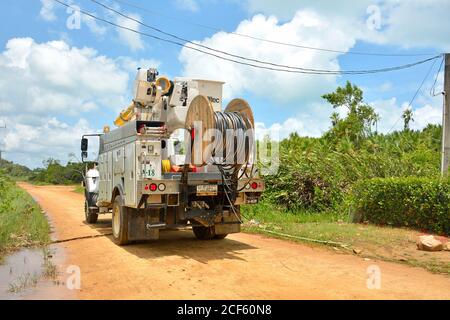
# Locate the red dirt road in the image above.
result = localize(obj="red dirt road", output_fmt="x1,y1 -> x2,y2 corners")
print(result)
19,183 -> 450,299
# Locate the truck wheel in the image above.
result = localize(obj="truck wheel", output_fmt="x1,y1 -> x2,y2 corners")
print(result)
192,226 -> 215,240
112,196 -> 129,245
85,200 -> 98,224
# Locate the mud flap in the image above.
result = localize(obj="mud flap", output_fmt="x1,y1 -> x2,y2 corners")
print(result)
127,210 -> 159,241
215,223 -> 240,235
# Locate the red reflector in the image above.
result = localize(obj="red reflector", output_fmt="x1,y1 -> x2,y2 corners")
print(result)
251,182 -> 258,189
150,183 -> 157,191
144,185 -> 149,190
190,128 -> 195,141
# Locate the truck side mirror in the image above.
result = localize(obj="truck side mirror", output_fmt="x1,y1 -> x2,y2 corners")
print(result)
81,138 -> 88,160
81,138 -> 88,152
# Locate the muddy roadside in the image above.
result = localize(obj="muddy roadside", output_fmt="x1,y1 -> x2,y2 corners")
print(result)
0,189 -> 77,300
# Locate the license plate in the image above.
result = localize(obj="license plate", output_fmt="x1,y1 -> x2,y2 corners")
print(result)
196,184 -> 218,196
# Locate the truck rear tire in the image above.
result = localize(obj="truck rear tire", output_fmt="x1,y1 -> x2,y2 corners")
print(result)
112,196 -> 129,245
192,226 -> 216,240
214,234 -> 228,240
84,200 -> 98,224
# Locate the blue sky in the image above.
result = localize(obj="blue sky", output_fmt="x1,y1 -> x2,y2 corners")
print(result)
0,0 -> 448,168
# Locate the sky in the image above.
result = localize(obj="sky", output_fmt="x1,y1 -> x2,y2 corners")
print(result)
0,0 -> 448,168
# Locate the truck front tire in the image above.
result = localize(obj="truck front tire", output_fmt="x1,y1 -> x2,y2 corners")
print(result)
84,200 -> 98,224
112,195 -> 129,245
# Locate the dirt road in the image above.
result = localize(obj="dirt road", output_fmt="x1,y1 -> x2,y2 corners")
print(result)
18,183 -> 450,299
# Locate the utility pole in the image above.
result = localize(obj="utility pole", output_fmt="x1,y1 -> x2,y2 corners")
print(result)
441,53 -> 450,176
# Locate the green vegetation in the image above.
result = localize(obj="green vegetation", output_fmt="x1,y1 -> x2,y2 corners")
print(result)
8,272 -> 40,293
247,81 -> 450,273
1,158 -> 84,185
0,159 -> 31,180
0,172 -> 50,260
28,159 -> 84,185
263,82 -> 440,213
73,184 -> 85,194
350,177 -> 450,235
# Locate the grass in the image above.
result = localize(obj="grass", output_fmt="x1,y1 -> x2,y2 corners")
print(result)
42,247 -> 59,280
73,184 -> 84,194
241,201 -> 450,275
0,178 -> 50,261
8,272 -> 39,293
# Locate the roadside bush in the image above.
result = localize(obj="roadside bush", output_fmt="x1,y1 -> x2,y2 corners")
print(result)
349,177 -> 450,235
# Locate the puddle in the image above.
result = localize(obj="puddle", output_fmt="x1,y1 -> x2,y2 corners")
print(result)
0,245 -> 77,300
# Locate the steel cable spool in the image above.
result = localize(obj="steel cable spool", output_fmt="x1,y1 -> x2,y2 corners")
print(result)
185,96 -> 256,221
185,95 -> 255,169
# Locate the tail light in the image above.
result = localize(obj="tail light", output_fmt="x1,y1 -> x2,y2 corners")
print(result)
251,182 -> 258,190
150,183 -> 157,191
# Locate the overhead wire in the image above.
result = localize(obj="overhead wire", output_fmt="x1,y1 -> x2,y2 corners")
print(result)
387,57 -> 439,133
111,0 -> 440,57
88,0 -> 442,74
430,56 -> 445,96
52,0 -> 442,75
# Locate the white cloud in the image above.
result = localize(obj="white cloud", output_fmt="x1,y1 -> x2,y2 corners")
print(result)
377,0 -> 450,51
40,0 -> 57,22
255,117 -> 306,141
255,93 -> 444,141
369,96 -> 443,133
0,37 -> 130,120
245,0 -> 372,21
115,14 -> 144,51
82,13 -> 108,36
244,0 -> 450,50
179,11 -> 352,103
178,2 -> 447,142
2,118 -> 96,169
0,37 -> 160,168
38,1 -> 126,44
379,81 -> 393,93
175,0 -> 199,12
117,57 -> 161,73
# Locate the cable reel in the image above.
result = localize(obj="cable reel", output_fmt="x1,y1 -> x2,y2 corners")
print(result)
185,95 -> 255,168
185,95 -> 256,217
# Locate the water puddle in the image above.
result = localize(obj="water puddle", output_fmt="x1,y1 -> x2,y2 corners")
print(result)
0,245 -> 76,300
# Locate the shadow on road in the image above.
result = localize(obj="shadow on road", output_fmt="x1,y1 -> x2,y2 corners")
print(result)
84,217 -> 258,264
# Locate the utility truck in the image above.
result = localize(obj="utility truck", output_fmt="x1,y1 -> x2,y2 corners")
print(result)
81,68 -> 264,245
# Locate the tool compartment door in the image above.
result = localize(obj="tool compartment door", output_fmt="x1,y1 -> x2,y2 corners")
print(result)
98,153 -> 106,202
124,143 -> 136,207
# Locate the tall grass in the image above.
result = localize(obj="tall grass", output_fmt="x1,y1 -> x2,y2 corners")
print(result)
0,173 -> 50,259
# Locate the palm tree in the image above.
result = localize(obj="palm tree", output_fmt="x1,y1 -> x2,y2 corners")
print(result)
402,108 -> 414,131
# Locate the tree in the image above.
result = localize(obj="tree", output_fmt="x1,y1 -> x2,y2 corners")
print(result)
402,108 -> 414,131
322,81 -> 379,147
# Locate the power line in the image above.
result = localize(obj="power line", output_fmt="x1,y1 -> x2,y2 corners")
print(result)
430,56 -> 445,96
53,0 -> 442,75
111,0 -> 440,57
89,0 -> 442,75
387,58 -> 438,133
